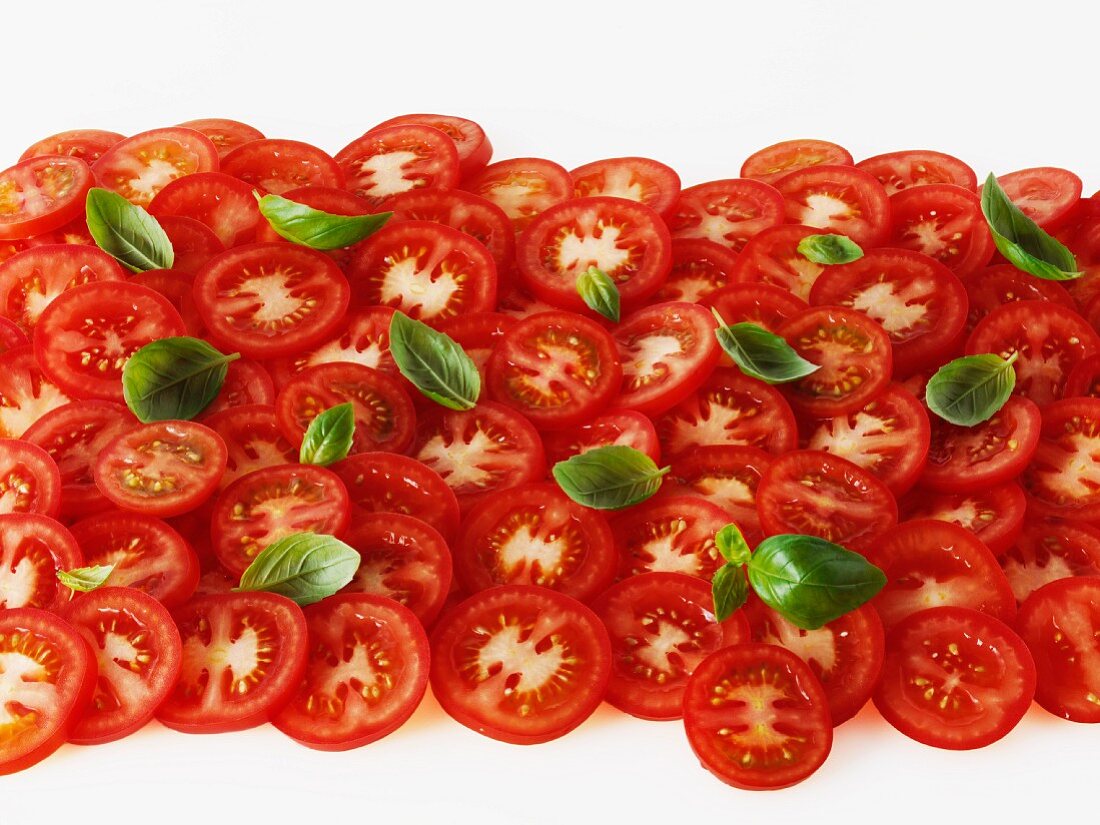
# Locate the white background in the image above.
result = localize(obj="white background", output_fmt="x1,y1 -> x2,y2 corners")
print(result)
3,0 -> 1098,822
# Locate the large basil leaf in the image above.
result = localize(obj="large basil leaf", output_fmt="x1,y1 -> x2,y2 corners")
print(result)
980,173 -> 1080,281
552,445 -> 669,510
388,311 -> 480,410
122,337 -> 240,423
925,352 -> 1017,427
85,187 -> 174,272
712,312 -> 820,384
256,191 -> 391,250
299,403 -> 355,466
235,532 -> 361,606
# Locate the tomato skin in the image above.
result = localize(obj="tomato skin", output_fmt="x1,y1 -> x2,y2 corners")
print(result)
886,184 -> 994,277
665,178 -> 786,252
984,167 -> 1083,229
148,172 -> 263,248
1023,397 -> 1100,520
21,129 -> 125,164
177,118 -> 265,158
336,124 -> 459,207
742,139 -> 853,185
541,409 -> 660,466
0,155 -> 95,240
0,513 -> 82,611
901,483 -> 1026,556
856,149 -> 977,195
461,157 -> 573,232
93,128 -> 219,207
221,138 -> 343,195
774,164 -> 891,247
611,495 -> 729,580
370,113 -> 492,176
571,156 -> 681,217
683,643 -> 833,790
1000,520 -> 1100,604
874,607 -> 1035,749
384,187 -> 514,269
728,223 -> 827,301
667,444 -> 771,545
0,438 -> 61,517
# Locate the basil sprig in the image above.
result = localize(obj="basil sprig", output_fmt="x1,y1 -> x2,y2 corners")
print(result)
388,311 -> 480,410
255,191 -> 391,250
85,188 -> 174,272
712,310 -> 820,384
796,233 -> 864,265
980,173 -> 1080,281
924,352 -> 1018,427
236,532 -> 361,606
576,267 -> 621,322
299,403 -> 355,466
711,524 -> 886,629
552,445 -> 669,510
122,337 -> 240,423
57,564 -> 114,593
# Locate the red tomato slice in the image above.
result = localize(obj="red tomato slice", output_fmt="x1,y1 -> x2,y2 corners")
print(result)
728,223 -> 827,301
614,302 -> 719,416
570,157 -> 681,217
384,188 -> 514,269
964,264 -> 1076,332
1001,520 -> 1100,604
774,165 -> 891,247
435,311 -> 515,382
148,172 -> 263,248
93,127 -> 219,206
157,591 -> 308,733
210,463 -> 349,576
370,113 -> 492,176
665,179 -> 785,252
656,367 -> 799,458
982,167 -> 1083,229
0,439 -> 60,517
516,197 -> 671,311
886,184 -> 994,277
430,585 -> 611,744
21,129 -> 125,164
201,404 -> 296,489
157,215 -> 225,276
0,514 -> 81,611
461,158 -> 573,231
900,483 -> 1026,555
267,306 -> 398,388
487,310 -> 622,430
706,284 -> 809,340
221,138 -> 343,195
0,244 -> 125,333
128,269 -> 204,336
199,358 -> 274,417
21,213 -> 95,248
1023,397 -> 1100,519
454,482 -> 616,601
272,593 -> 429,750
0,346 -> 73,438
193,243 -> 350,359
654,238 -> 738,303
683,643 -> 832,789
63,586 -> 182,744
0,607 -> 94,775
856,149 -> 977,195
336,125 -> 459,207
1066,353 -> 1100,398
0,317 -> 27,353
779,306 -> 893,417
0,155 -> 94,240
741,138 -> 853,184
612,495 -> 728,580
874,607 -> 1035,749
668,445 -> 771,546
541,409 -> 660,465
176,118 -> 265,158
592,572 -> 750,720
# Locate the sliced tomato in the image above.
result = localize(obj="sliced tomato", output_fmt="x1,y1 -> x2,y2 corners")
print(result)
741,139 -> 853,184
21,129 -> 124,164
21,213 -> 95,248
665,178 -> 785,251
570,156 -> 680,217
267,306 -> 397,388
886,184 -> 994,277
384,188 -> 514,268
983,167 -> 1083,229
128,269 -> 204,336
0,244 -> 125,333
1001,520 -> 1100,604
336,125 -> 459,207
1066,353 -> 1100,398
0,317 -> 27,353
0,346 -> 73,438
704,284 -> 808,342
728,223 -> 827,301
0,514 -> 81,611
901,483 -> 1026,555
0,439 -> 58,518
199,358 -> 274,417
220,138 -> 343,195
1023,397 -> 1100,520
430,585 -> 611,744
92,127 -> 218,206
612,495 -> 728,580
201,404 -> 296,489
176,118 -> 265,158
0,155 -> 95,240
541,409 -> 660,465
157,215 -> 225,277
773,165 -> 891,247
435,311 -> 515,381
667,445 -> 771,546
148,172 -> 262,248
654,238 -> 738,303
856,149 -> 977,195
964,264 -> 1076,331
461,158 -> 573,231
370,113 -> 492,176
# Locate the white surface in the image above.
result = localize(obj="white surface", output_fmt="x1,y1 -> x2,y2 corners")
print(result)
3,0 -> 1098,821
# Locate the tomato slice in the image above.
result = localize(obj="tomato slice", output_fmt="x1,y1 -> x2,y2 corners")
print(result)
900,483 -> 1026,555
210,463 -> 349,576
728,223 -> 827,301
454,482 -> 616,601
982,167 -> 1083,229
741,139 -> 854,184
461,158 -> 573,231
1001,520 -> 1100,604
654,238 -> 738,303
0,439 -> 59,518
202,404 -> 296,489
1023,397 -> 1100,520
592,572 -> 750,720
0,346 -> 73,438
516,197 -> 671,311
0,155 -> 95,240
874,607 -> 1035,749
370,113 -> 492,176
774,165 -> 891,247
0,317 -> 27,353
221,138 -> 343,195
667,445 -> 770,545
384,188 -> 514,269
0,607 -> 94,774
346,221 -> 496,323
157,215 -> 225,277
570,156 -> 680,218
157,591 -> 307,733
665,179 -> 785,252
541,409 -> 661,465
63,586 -> 182,744
193,243 -> 350,359
267,306 -> 398,388
964,264 -> 1076,332
199,358 -> 274,417
92,127 -> 219,206
856,149 -> 977,195
430,585 -> 611,744
778,306 -> 893,417
683,643 -> 832,789
886,184 -> 994,277
612,495 -> 728,580
21,129 -> 125,164
176,118 -> 265,158
705,284 -> 809,341
1066,353 -> 1100,398
436,311 -> 515,382
614,302 -> 719,416
0,514 -> 81,611
336,125 -> 459,207
148,171 -> 263,248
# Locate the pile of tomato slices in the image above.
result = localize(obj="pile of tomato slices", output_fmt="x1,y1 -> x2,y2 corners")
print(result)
2,118 -> 1100,791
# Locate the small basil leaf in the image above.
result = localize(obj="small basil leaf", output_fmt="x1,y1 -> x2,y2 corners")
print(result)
715,523 -> 752,566
122,337 -> 240,423
388,311 -> 480,410
552,445 -> 669,510
255,191 -> 391,250
57,564 -> 114,593
980,173 -> 1081,281
711,563 -> 749,622
299,403 -> 355,466
576,267 -> 621,322
925,352 -> 1018,427
747,535 -> 886,630
235,532 -> 361,606
796,233 -> 864,265
712,311 -> 820,385
85,187 -> 174,272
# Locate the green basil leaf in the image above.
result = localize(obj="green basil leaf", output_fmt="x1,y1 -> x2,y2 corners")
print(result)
388,311 -> 480,410
575,266 -> 621,322
122,336 -> 240,423
299,403 -> 355,466
85,187 -> 174,272
57,564 -> 114,593
747,535 -> 886,630
712,311 -> 820,385
255,191 -> 391,250
552,445 -> 669,510
925,352 -> 1018,427
235,532 -> 360,606
796,233 -> 864,265
715,523 -> 752,566
980,173 -> 1080,281
711,563 -> 749,622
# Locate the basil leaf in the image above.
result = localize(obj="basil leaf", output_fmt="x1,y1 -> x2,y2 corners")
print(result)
299,403 -> 355,466
715,523 -> 752,566
57,564 -> 114,593
85,187 -> 174,272
552,445 -> 669,510
235,532 -> 360,606
712,311 -> 820,384
925,352 -> 1018,427
388,311 -> 480,410
711,563 -> 749,622
747,535 -> 886,630
576,267 -> 621,322
256,191 -> 391,250
796,233 -> 864,265
980,173 -> 1080,281
122,337 -> 240,423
